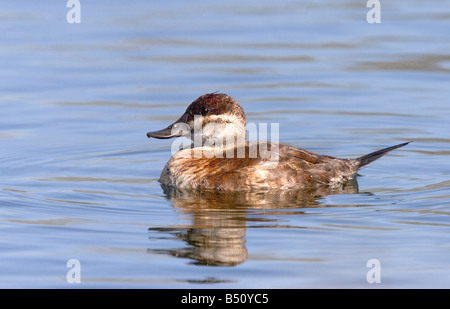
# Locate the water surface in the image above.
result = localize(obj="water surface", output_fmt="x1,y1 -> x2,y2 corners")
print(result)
0,0 -> 449,288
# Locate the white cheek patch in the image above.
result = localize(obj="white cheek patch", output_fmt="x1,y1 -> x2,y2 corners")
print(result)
191,115 -> 246,141
179,114 -> 248,158
207,114 -> 244,124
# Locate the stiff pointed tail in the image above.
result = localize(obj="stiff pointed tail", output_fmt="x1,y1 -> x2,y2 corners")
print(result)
356,141 -> 411,169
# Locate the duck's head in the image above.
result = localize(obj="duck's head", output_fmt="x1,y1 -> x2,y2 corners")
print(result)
147,93 -> 247,147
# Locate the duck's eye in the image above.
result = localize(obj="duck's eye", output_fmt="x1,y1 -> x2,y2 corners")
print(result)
200,107 -> 209,115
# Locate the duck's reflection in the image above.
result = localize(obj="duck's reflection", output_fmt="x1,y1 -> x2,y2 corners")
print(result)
148,179 -> 359,266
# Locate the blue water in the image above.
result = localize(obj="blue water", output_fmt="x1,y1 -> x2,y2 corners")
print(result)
0,0 -> 449,288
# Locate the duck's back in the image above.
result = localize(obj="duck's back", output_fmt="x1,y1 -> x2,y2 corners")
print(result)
159,142 -> 358,191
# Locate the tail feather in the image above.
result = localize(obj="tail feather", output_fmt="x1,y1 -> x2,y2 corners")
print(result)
356,141 -> 411,169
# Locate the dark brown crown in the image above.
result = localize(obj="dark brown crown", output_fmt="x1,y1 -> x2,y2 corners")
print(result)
184,93 -> 246,123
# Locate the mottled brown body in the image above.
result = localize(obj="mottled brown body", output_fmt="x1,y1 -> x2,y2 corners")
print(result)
160,142 -> 359,191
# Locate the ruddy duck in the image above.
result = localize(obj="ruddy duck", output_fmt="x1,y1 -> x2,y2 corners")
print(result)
147,93 -> 409,191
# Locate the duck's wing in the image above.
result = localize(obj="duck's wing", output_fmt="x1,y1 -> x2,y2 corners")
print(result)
275,144 -> 330,167
268,144 -> 357,186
